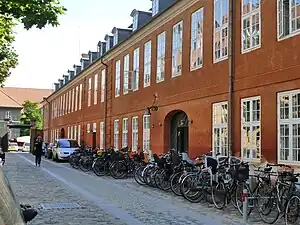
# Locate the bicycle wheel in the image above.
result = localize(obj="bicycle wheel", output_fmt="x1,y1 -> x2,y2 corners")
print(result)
92,158 -> 105,176
134,165 -> 146,185
211,181 -> 226,210
285,195 -> 300,225
79,158 -> 92,172
154,169 -> 171,191
180,173 -> 204,203
258,188 -> 280,224
110,161 -> 127,179
235,182 -> 252,215
170,172 -> 183,196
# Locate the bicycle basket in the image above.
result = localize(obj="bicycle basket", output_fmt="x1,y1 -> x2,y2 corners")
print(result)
235,164 -> 249,182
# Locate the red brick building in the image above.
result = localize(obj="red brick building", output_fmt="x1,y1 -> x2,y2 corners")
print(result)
42,0 -> 300,165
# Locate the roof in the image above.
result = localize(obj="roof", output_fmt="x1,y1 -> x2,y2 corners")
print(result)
0,87 -> 53,108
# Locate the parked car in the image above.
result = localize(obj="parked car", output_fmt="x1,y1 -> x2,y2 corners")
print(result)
22,143 -> 30,152
52,139 -> 79,161
45,143 -> 53,159
8,142 -> 18,152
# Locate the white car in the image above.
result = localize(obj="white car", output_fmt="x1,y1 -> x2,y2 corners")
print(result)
52,139 -> 79,161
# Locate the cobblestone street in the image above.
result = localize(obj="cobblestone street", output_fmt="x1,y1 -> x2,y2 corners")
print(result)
3,153 -> 282,225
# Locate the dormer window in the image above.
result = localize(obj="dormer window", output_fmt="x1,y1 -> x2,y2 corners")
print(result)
106,38 -> 110,51
113,31 -> 118,46
133,14 -> 138,31
152,0 -> 159,16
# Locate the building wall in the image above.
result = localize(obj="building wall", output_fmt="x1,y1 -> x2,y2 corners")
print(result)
44,0 -> 300,165
0,107 -> 21,139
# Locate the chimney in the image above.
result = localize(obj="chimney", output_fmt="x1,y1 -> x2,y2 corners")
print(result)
73,65 -> 81,75
54,83 -> 59,91
80,53 -> 90,69
63,74 -> 69,84
130,9 -> 152,32
58,79 -> 64,88
68,70 -> 75,79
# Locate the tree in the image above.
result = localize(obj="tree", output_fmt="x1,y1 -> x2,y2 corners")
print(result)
20,100 -> 42,136
0,0 -> 66,85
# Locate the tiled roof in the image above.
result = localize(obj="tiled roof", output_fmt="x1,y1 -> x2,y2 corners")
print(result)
0,87 -> 53,108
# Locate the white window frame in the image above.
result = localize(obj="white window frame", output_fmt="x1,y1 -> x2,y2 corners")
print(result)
101,69 -> 106,103
68,90 -> 71,113
152,0 -> 159,16
278,90 -> 300,165
87,123 -> 90,134
78,125 -> 81,145
144,41 -> 151,88
143,115 -> 151,151
94,74 -> 98,105
93,122 -> 97,133
5,111 -> 11,120
114,120 -> 119,150
79,84 -> 82,110
115,60 -> 121,97
113,31 -> 118,46
277,0 -> 300,41
71,88 -> 75,112
123,54 -> 130,94
70,126 -> 73,139
133,48 -> 139,91
156,31 -> 166,83
190,8 -> 204,71
212,102 -> 228,156
241,0 -> 261,53
67,126 -> 70,139
74,126 -> 77,141
133,14 -> 138,31
100,122 -> 104,149
172,21 -> 183,77
88,78 -> 92,107
132,117 -> 138,151
241,96 -> 261,162
122,118 -> 128,148
213,0 -> 229,63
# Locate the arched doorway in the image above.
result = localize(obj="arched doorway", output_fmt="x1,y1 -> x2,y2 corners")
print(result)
165,110 -> 189,153
60,128 -> 65,139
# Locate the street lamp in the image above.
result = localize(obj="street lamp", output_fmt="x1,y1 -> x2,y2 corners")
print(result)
144,94 -> 159,116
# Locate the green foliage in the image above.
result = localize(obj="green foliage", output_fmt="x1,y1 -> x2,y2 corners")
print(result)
20,100 -> 42,130
0,0 -> 66,85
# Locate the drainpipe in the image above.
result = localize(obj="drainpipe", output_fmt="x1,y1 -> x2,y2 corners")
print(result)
228,0 -> 234,156
100,58 -> 108,149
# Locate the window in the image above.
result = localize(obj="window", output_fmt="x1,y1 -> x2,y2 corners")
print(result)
79,84 -> 82,110
113,31 -> 118,46
75,86 -> 78,111
242,0 -> 261,52
58,140 -> 79,148
87,123 -> 90,134
65,92 -> 68,114
214,0 -> 229,62
122,118 -> 128,148
67,127 -> 70,139
70,126 -> 73,139
133,48 -> 139,91
115,60 -> 121,97
277,0 -> 300,40
71,88 -> 75,112
143,115 -> 150,151
133,14 -> 138,31
114,120 -> 119,150
78,125 -> 81,145
93,122 -> 96,133
191,8 -> 204,70
106,37 -> 111,52
88,78 -> 92,107
132,117 -> 138,151
123,54 -> 130,94
94,74 -> 98,105
100,122 -> 104,149
101,69 -> 106,102
74,126 -> 77,141
212,102 -> 228,156
68,91 -> 71,113
5,111 -> 11,120
241,96 -> 261,161
278,90 -> 300,164
63,94 -> 66,115
152,0 -> 159,16
144,41 -> 151,87
172,21 -> 183,77
157,32 -> 166,83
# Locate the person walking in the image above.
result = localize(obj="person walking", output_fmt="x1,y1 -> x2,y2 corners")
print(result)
34,136 -> 43,167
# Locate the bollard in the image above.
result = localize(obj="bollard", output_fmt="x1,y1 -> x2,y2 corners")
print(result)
242,188 -> 248,222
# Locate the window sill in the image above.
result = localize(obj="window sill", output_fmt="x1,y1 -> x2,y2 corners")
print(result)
190,65 -> 203,72
144,84 -> 150,88
156,79 -> 164,83
241,45 -> 261,54
241,158 -> 262,164
278,160 -> 300,166
213,56 -> 228,64
172,73 -> 181,78
278,31 -> 300,42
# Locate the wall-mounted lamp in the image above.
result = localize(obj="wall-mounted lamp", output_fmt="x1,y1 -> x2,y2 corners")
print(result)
158,122 -> 162,127
144,94 -> 159,116
189,119 -> 193,124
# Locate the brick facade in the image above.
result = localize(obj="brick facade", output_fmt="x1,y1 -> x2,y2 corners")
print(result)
42,0 -> 300,165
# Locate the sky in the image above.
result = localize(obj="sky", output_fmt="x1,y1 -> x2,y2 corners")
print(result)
5,0 -> 150,90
